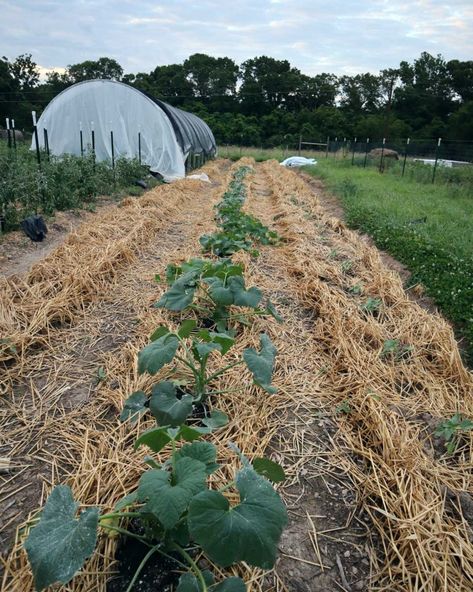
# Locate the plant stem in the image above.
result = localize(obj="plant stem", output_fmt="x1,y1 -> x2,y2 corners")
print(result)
171,543 -> 208,592
218,480 -> 235,492
99,511 -> 142,521
125,543 -> 162,592
207,359 -> 244,381
100,524 -> 152,546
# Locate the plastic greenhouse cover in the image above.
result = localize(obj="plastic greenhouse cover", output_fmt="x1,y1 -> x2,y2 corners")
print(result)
32,80 -> 214,182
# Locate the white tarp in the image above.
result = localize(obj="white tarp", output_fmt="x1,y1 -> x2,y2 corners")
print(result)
32,80 -> 186,182
280,156 -> 317,167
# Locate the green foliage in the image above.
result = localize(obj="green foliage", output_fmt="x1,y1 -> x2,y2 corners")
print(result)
435,414 -> 473,454
155,257 -> 281,331
0,143 -> 147,230
361,297 -> 382,314
129,321 -> 277,418
380,339 -> 413,361
200,166 -> 279,257
25,431 -> 286,591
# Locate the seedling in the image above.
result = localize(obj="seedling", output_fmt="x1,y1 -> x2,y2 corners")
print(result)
24,427 -> 287,592
121,322 -> 278,427
336,400 -> 352,414
361,297 -> 382,314
340,260 -> 353,274
155,258 -> 282,332
380,339 -> 413,361
435,414 -> 473,454
348,283 -> 363,295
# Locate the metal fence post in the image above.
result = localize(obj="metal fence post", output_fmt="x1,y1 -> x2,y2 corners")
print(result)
32,111 -> 41,168
138,131 -> 142,165
6,118 -> 11,150
334,137 -> 338,158
351,137 -> 357,165
43,128 -> 50,160
110,129 -> 115,170
326,136 -> 330,158
432,137 -> 441,183
91,121 -> 96,170
363,138 -> 369,168
402,137 -> 410,177
379,138 -> 386,172
11,119 -> 16,151
298,134 -> 302,156
79,122 -> 84,156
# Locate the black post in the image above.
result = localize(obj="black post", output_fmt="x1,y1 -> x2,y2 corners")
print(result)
32,112 -> 41,168
91,125 -> 96,170
379,138 -> 386,172
326,136 -> 330,158
432,138 -> 441,184
80,129 -> 84,156
298,134 -> 302,156
110,130 -> 115,169
402,137 -> 410,177
138,131 -> 142,165
43,128 -> 50,159
343,137 -> 347,158
334,137 -> 338,158
363,138 -> 369,168
11,119 -> 16,151
351,137 -> 357,165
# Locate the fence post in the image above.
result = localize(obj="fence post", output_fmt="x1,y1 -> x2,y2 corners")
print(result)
334,137 -> 338,158
6,118 -> 12,150
351,137 -> 357,165
363,138 -> 369,168
379,137 -> 386,172
43,128 -> 50,159
432,137 -> 441,183
11,119 -> 17,151
298,134 -> 302,156
326,136 -> 330,158
32,111 -> 41,168
402,137 -> 410,177
138,130 -> 142,165
79,122 -> 84,156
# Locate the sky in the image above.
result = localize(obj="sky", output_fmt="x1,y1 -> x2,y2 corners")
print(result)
1,0 -> 472,78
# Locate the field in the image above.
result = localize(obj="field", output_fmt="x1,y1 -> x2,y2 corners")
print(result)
1,158 -> 472,591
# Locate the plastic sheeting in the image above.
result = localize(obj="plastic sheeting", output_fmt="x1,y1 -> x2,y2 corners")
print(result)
32,80 -> 216,182
280,156 -> 317,167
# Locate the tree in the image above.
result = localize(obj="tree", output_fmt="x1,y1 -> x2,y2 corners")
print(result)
447,60 -> 473,103
9,53 -> 39,90
339,73 -> 381,114
66,57 -> 123,83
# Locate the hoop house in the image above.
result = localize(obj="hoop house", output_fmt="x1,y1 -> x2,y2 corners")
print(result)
32,79 -> 216,181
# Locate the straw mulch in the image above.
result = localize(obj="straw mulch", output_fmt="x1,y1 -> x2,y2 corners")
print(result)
1,157 -> 472,592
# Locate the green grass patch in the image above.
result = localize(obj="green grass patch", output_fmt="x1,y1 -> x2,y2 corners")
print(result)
305,159 -> 473,362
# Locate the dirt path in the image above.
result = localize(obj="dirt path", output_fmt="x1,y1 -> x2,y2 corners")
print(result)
1,158 -> 472,592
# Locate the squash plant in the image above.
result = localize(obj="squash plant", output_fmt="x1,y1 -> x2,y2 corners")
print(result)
121,320 -> 278,428
156,258 -> 282,331
200,166 -> 279,257
24,425 -> 287,592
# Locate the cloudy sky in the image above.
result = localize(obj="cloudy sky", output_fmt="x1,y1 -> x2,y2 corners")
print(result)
1,0 -> 472,77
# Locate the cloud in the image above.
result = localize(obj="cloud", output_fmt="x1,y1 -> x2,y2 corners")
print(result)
0,0 -> 471,79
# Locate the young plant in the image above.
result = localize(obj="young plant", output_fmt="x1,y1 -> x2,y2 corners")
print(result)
435,413 -> 473,454
380,339 -> 413,361
121,321 -> 278,427
155,258 -> 282,332
24,427 -> 288,592
361,297 -> 382,314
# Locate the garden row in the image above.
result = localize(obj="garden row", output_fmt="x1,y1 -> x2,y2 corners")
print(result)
23,165 -> 287,591
0,143 -> 148,230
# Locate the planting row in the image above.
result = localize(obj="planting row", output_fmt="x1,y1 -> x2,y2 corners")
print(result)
24,165 -> 287,592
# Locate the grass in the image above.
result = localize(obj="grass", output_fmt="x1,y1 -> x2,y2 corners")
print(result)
305,159 -> 473,361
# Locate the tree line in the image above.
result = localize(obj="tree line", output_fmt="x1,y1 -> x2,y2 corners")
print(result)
1,52 -> 472,146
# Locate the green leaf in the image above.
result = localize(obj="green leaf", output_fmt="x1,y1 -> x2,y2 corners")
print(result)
194,341 -> 221,359
114,491 -> 138,511
209,332 -> 235,355
135,425 -> 173,453
243,334 -> 278,393
149,381 -> 193,427
120,391 -> 148,423
213,577 -> 246,592
179,319 -> 198,338
266,299 -> 283,323
202,410 -> 229,430
208,281 -> 234,306
156,274 -> 197,311
228,276 -> 262,308
150,325 -> 170,341
24,485 -> 99,590
176,571 -> 215,592
253,458 -> 286,483
188,466 -> 287,569
175,441 -> 219,475
137,458 -> 207,529
138,334 -> 179,375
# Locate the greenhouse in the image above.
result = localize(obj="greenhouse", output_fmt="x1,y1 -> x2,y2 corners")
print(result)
32,79 -> 217,181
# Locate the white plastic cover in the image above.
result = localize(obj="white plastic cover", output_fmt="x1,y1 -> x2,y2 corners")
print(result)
280,156 -> 317,167
32,80 -> 186,181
